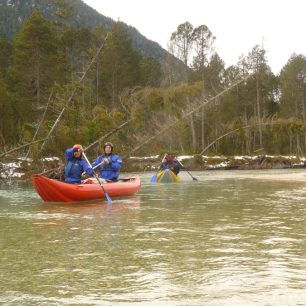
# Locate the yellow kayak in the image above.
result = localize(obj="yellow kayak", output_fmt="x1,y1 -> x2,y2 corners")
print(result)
156,169 -> 179,183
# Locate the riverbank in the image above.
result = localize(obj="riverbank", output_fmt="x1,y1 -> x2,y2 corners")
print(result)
1,154 -> 306,182
128,154 -> 306,171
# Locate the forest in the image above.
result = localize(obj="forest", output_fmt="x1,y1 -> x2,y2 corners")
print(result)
1,2 -> 306,161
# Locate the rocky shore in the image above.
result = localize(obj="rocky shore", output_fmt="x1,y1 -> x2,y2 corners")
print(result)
1,154 -> 306,183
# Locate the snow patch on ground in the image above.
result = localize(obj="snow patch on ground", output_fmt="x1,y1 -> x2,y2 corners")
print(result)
234,156 -> 258,160
130,155 -> 159,160
0,156 -> 60,179
40,157 -> 60,162
207,161 -> 230,169
0,161 -> 24,178
18,157 -> 33,162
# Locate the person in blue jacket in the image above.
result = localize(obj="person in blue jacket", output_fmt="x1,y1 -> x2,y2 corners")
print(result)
64,144 -> 92,184
92,142 -> 122,182
159,154 -> 183,175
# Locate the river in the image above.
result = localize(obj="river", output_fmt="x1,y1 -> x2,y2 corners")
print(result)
0,169 -> 305,305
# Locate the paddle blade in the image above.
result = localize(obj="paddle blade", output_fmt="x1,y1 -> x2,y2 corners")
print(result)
105,191 -> 112,204
150,173 -> 157,183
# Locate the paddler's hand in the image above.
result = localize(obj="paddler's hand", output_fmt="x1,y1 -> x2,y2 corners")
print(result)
103,158 -> 110,165
81,172 -> 87,179
73,147 -> 83,153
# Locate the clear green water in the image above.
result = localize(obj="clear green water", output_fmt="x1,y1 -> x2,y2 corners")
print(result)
0,170 -> 306,305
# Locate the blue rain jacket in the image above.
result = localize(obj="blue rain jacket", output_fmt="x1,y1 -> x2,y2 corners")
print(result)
64,148 -> 92,184
92,153 -> 122,181
159,161 -> 181,175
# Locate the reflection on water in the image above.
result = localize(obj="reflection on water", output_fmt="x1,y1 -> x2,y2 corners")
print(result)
0,170 -> 306,305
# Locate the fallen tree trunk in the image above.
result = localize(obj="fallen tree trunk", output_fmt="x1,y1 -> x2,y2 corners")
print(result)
0,138 -> 47,159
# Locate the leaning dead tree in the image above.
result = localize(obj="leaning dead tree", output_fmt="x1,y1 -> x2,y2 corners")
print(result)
124,74 -> 254,158
0,119 -> 130,161
26,88 -> 54,158
84,120 -> 131,152
199,120 -> 277,155
0,138 -> 47,159
123,118 -> 181,159
39,33 -> 110,154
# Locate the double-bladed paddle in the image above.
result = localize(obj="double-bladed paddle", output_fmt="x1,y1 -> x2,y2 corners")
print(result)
150,153 -> 167,183
176,159 -> 198,181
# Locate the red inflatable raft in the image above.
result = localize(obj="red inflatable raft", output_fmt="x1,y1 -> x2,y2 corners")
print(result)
32,175 -> 141,202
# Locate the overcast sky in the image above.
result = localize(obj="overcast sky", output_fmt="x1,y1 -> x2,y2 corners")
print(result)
82,0 -> 306,74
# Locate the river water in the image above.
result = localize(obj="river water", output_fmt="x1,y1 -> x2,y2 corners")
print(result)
0,170 -> 305,305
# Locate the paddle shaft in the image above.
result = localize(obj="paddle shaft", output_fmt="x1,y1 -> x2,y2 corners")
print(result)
150,153 -> 168,182
92,160 -> 105,170
82,152 -> 112,203
159,153 -> 168,168
176,159 -> 198,181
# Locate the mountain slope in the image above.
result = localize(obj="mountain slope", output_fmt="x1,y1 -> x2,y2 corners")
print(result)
0,0 -> 169,61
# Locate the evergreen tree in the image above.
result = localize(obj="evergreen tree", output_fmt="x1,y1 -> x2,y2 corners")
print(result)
97,22 -> 142,107
279,54 -> 306,152
0,37 -> 12,78
0,81 -> 17,146
8,10 -> 60,142
192,24 -> 215,80
170,21 -> 194,68
53,0 -> 76,28
10,10 -> 59,108
139,57 -> 162,87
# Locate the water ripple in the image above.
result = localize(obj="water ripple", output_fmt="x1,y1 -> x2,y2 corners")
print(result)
1,170 -> 306,305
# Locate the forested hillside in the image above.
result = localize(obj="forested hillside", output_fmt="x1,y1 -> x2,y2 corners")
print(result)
0,3 -> 306,161
0,0 -> 168,61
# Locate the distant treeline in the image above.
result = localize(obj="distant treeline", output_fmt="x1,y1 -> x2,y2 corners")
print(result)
0,6 -> 306,159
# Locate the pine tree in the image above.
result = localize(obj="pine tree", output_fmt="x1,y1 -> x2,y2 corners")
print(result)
0,36 -> 12,78
10,10 -> 59,109
97,22 -> 142,107
0,81 -> 16,146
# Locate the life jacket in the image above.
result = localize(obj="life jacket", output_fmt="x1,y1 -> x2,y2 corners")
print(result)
95,153 -> 122,181
160,160 -> 180,175
65,159 -> 83,183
